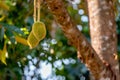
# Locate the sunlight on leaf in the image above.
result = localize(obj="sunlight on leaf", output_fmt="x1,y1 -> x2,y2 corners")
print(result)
20,28 -> 29,35
0,15 -> 5,21
0,43 -> 7,65
15,36 -> 28,46
0,1 -> 9,11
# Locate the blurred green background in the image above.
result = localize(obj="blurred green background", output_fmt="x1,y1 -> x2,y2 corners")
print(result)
0,0 -> 120,80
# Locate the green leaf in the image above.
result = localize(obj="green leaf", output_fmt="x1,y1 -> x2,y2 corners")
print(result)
0,27 -> 4,42
0,43 -> 7,65
2,43 -> 7,65
15,35 -> 28,45
0,40 -> 4,50
5,30 -> 15,43
0,23 -> 24,34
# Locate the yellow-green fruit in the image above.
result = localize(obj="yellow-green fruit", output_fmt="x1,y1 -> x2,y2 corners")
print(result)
32,21 -> 46,41
27,32 -> 39,49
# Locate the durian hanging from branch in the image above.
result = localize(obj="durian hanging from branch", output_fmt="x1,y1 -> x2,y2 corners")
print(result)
27,0 -> 46,49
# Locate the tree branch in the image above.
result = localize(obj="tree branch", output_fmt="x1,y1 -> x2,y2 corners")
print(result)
87,0 -> 119,79
45,0 -> 105,79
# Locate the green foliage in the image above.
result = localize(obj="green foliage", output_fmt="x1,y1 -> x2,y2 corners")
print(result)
0,27 -> 4,42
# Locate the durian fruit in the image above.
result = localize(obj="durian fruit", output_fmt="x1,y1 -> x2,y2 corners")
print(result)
27,32 -> 39,49
32,21 -> 46,41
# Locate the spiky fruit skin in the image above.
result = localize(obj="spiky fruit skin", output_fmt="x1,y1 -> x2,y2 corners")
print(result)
27,21 -> 46,49
32,22 -> 46,41
27,32 -> 39,49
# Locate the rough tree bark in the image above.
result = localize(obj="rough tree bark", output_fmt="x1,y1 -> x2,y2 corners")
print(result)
45,0 -> 119,80
87,0 -> 119,80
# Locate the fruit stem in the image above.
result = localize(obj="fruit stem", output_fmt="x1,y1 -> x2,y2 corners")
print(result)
34,0 -> 37,22
37,0 -> 40,21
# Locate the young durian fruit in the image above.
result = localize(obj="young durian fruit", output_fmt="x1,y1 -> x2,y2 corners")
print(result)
27,32 -> 39,49
32,21 -> 46,41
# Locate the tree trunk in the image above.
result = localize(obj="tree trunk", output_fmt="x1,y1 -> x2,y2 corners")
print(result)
45,0 -> 120,79
87,0 -> 120,80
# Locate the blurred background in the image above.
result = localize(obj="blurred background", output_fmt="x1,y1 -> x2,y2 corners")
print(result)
0,0 -> 120,80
